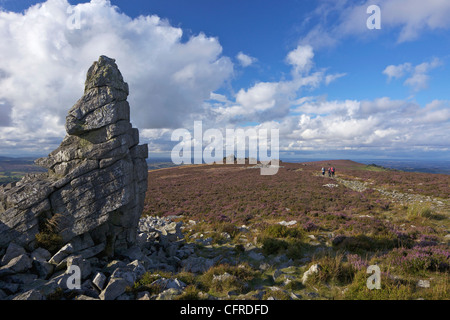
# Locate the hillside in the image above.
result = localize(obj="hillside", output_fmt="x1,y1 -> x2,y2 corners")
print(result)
142,160 -> 449,300
0,157 -> 47,185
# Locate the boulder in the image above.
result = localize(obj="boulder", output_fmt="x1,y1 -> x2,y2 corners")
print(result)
99,278 -> 129,300
12,289 -> 44,300
92,272 -> 107,291
31,247 -> 52,262
1,243 -> 26,266
302,264 -> 321,285
0,254 -> 32,276
33,260 -> 54,279
66,255 -> 92,280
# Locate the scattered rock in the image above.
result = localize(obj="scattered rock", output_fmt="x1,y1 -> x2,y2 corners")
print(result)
75,294 -> 99,300
137,291 -> 151,300
278,220 -> 297,227
92,272 -> 107,291
323,184 -> 339,188
100,278 -> 129,301
49,243 -> 74,265
156,288 -> 182,300
213,272 -> 235,283
151,278 -> 186,291
180,256 -> 215,274
0,254 -> 32,275
302,264 -> 321,285
33,259 -> 54,279
417,280 -> 430,288
12,289 -> 43,300
1,243 -> 26,266
31,248 -> 52,262
247,250 -> 265,261
66,255 -> 91,280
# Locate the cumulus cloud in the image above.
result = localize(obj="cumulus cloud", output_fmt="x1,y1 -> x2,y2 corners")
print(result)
0,0 -> 448,158
0,0 -> 233,155
173,43 -> 448,157
210,45 -> 327,125
382,63 -> 412,81
383,58 -> 442,91
276,96 -> 450,152
286,45 -> 314,74
236,52 -> 257,67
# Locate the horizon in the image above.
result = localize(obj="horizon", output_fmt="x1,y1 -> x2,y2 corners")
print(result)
0,0 -> 449,160
4,153 -> 450,175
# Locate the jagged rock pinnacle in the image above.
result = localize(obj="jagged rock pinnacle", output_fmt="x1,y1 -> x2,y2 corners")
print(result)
0,56 -> 148,257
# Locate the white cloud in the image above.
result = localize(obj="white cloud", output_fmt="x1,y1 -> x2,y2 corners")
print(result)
0,0 -> 233,155
382,0 -> 450,42
300,0 -> 450,48
210,45 -> 327,125
236,52 -> 257,67
286,45 -> 314,74
325,72 -> 347,85
383,58 -> 442,91
275,96 -> 450,152
0,0 -> 448,158
382,63 -> 412,81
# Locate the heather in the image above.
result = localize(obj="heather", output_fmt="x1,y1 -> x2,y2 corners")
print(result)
142,160 -> 449,300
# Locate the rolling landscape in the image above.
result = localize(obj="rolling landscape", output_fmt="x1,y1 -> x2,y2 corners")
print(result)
1,156 -> 448,301
138,159 -> 449,300
0,0 -> 449,309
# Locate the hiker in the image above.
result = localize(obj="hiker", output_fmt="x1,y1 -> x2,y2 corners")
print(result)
331,167 -> 335,177
321,167 -> 325,176
328,167 -> 332,177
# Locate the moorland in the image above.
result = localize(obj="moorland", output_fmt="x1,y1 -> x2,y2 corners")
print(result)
140,159 -> 449,300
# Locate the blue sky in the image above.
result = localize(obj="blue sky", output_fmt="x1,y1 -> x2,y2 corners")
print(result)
0,0 -> 449,160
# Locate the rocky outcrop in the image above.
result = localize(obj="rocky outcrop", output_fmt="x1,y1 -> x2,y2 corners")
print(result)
0,216 -> 190,300
0,55 -> 148,256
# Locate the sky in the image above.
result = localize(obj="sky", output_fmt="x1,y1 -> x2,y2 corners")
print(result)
0,0 -> 449,161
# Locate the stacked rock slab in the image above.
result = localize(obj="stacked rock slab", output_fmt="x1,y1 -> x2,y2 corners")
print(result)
0,56 -> 148,256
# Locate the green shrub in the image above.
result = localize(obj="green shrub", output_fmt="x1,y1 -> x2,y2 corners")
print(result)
407,203 -> 435,219
198,263 -> 257,295
286,240 -> 306,260
307,252 -> 355,286
175,285 -> 202,300
343,270 -> 414,300
262,288 -> 292,300
35,232 -> 63,253
263,224 -> 304,239
260,238 -> 288,255
35,213 -> 64,253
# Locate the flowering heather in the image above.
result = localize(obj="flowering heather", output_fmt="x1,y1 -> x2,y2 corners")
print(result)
303,221 -> 319,232
145,162 -> 398,224
387,245 -> 450,273
347,254 -> 369,271
143,160 -> 449,300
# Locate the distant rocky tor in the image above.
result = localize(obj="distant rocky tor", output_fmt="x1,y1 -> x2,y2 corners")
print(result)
0,56 -> 151,299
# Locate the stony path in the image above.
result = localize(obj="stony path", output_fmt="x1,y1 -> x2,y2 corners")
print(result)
318,173 -> 449,214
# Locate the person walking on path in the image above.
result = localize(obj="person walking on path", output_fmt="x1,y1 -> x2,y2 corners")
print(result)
322,167 -> 325,176
328,167 -> 332,177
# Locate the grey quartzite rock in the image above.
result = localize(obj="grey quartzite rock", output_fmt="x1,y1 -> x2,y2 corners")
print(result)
0,56 -> 148,256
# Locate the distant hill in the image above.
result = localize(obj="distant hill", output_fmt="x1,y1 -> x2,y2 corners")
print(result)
0,156 -> 47,185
